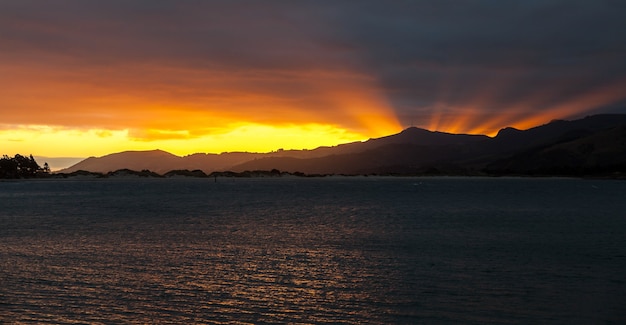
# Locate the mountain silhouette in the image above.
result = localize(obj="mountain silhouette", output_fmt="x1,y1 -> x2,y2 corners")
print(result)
62,150 -> 182,174
60,114 -> 626,177
485,123 -> 626,175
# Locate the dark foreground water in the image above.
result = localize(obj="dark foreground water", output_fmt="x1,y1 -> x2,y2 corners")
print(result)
1,177 -> 625,324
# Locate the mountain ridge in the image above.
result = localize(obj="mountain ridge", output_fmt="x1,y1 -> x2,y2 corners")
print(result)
59,114 -> 626,176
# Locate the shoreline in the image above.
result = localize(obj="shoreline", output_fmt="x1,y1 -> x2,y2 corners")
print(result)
3,169 -> 625,181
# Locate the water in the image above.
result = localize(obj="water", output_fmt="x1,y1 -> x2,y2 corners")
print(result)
1,177 -> 625,324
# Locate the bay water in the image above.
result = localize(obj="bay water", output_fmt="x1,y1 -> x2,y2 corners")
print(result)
1,177 -> 625,324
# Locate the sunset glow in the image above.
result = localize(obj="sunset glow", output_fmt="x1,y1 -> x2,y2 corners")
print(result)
423,78 -> 626,136
1,1 -> 624,162
0,60 -> 402,157
0,123 -> 372,157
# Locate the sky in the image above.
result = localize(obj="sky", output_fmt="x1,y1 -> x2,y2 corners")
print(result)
1,0 -> 625,158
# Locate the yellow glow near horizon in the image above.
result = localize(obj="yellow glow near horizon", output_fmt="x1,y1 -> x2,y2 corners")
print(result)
1,61 -> 404,158
0,123 -> 370,158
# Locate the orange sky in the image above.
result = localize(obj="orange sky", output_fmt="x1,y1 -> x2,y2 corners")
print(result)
1,2 -> 624,158
2,54 -> 624,157
0,59 -> 402,156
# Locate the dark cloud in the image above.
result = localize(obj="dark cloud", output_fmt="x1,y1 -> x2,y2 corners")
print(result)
322,1 -> 626,121
1,0 -> 625,133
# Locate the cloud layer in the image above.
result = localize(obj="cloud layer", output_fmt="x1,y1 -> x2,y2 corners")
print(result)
1,1 -> 625,145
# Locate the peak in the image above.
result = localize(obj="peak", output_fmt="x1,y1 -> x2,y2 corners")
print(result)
500,126 -> 520,131
100,149 -> 179,159
496,127 -> 522,137
400,126 -> 432,134
142,149 -> 170,154
120,149 -> 172,155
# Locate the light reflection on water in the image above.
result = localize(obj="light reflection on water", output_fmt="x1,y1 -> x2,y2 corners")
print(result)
1,177 -> 626,323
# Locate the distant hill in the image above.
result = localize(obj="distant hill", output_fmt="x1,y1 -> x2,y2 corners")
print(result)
485,124 -> 626,175
59,114 -> 626,177
33,156 -> 84,172
61,150 -> 183,175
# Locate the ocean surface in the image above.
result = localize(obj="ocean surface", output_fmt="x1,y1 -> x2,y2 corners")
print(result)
1,176 -> 625,324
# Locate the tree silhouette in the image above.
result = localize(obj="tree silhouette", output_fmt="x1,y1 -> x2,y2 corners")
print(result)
0,154 -> 49,179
